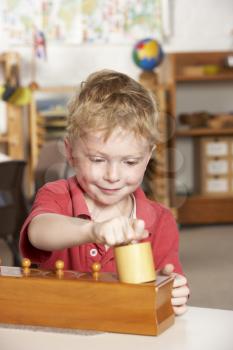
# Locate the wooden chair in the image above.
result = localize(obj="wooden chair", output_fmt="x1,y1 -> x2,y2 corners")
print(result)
35,140 -> 72,192
0,160 -> 28,265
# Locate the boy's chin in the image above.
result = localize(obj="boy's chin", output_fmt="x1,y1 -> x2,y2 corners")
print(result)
95,196 -> 121,206
91,193 -> 125,206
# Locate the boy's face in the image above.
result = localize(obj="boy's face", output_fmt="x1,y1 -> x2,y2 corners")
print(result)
65,128 -> 153,207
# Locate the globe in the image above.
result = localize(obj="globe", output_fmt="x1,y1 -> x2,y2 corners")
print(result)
132,38 -> 164,71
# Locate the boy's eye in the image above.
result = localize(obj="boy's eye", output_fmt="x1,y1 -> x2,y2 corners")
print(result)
125,160 -> 139,166
89,157 -> 105,163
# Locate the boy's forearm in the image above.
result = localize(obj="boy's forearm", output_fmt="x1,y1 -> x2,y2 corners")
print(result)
28,213 -> 94,251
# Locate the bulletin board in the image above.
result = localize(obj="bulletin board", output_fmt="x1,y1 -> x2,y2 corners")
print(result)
0,0 -> 163,45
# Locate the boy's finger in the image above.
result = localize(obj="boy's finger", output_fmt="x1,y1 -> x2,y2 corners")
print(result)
171,296 -> 188,306
173,274 -> 188,288
161,264 -> 174,275
172,285 -> 190,298
173,304 -> 188,316
141,229 -> 149,239
132,219 -> 145,234
130,229 -> 148,244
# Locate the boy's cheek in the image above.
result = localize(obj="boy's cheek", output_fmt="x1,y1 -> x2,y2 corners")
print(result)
79,168 -> 102,182
127,169 -> 145,184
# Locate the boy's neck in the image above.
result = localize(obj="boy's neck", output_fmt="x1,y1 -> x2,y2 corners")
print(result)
84,194 -> 133,223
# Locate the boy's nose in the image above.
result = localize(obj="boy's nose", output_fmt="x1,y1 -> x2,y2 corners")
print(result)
104,162 -> 120,183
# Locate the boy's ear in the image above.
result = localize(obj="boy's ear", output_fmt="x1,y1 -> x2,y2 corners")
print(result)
145,145 -> 156,166
151,145 -> 156,154
64,137 -> 74,167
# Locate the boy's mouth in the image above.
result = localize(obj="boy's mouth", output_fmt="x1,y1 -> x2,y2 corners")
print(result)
98,186 -> 121,193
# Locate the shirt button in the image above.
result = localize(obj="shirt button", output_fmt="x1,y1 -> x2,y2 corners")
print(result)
90,248 -> 98,257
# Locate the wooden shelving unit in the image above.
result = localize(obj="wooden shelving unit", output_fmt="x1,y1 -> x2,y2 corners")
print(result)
165,51 -> 233,225
28,86 -> 74,194
139,71 -> 171,208
0,52 -> 24,160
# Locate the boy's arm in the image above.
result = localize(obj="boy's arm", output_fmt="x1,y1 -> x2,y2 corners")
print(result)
28,213 -> 94,251
19,182 -> 95,261
29,214 -> 148,251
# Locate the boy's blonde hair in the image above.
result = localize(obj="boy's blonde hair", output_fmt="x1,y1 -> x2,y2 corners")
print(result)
67,70 -> 159,147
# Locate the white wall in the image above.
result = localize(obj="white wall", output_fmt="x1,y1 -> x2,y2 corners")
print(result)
167,0 -> 233,52
1,0 -> 232,87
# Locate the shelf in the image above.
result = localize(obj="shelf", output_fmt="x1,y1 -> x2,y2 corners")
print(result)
175,73 -> 233,83
177,195 -> 233,224
172,51 -> 233,83
176,128 -> 233,137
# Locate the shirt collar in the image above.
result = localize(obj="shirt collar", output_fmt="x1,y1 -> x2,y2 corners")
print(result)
134,187 -> 158,232
67,176 -> 91,218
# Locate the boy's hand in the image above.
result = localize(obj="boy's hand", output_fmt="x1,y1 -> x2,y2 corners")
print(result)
91,217 -> 148,246
161,264 -> 190,316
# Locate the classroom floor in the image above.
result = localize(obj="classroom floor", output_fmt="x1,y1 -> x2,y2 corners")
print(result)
1,224 -> 233,311
180,224 -> 233,311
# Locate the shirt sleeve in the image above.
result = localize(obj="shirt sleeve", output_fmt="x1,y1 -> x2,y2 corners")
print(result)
19,182 -> 69,264
151,207 -> 184,275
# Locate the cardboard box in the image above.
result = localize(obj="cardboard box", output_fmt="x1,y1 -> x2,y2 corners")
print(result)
206,159 -> 229,175
203,137 -> 230,157
203,176 -> 230,195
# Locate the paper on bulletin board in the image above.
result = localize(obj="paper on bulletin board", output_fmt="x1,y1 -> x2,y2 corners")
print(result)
0,0 -> 163,45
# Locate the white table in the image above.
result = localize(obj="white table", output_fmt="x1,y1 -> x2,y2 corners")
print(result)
0,307 -> 233,350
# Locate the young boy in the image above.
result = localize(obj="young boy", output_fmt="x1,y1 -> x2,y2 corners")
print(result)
19,70 -> 189,315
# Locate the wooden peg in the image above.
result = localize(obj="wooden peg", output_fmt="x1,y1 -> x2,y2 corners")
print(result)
21,258 -> 31,275
55,260 -> 64,278
0,257 -> 2,266
91,262 -> 101,280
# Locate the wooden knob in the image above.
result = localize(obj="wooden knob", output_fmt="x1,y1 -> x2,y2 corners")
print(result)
92,262 -> 101,273
55,260 -> 64,278
91,262 -> 101,280
22,258 -> 31,269
55,260 -> 64,271
21,258 -> 31,276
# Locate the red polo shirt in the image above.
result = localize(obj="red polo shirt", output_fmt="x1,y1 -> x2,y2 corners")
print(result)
19,176 -> 183,274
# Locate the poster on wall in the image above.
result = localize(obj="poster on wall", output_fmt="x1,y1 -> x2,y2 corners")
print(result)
81,0 -> 162,44
0,0 -> 163,45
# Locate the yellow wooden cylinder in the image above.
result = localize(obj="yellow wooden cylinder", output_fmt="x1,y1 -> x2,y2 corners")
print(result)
114,242 -> 156,284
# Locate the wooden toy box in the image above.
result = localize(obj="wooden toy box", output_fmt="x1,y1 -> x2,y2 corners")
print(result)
0,264 -> 174,336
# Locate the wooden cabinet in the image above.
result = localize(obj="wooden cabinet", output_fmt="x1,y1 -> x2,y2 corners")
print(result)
165,51 -> 233,224
0,53 -> 24,160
